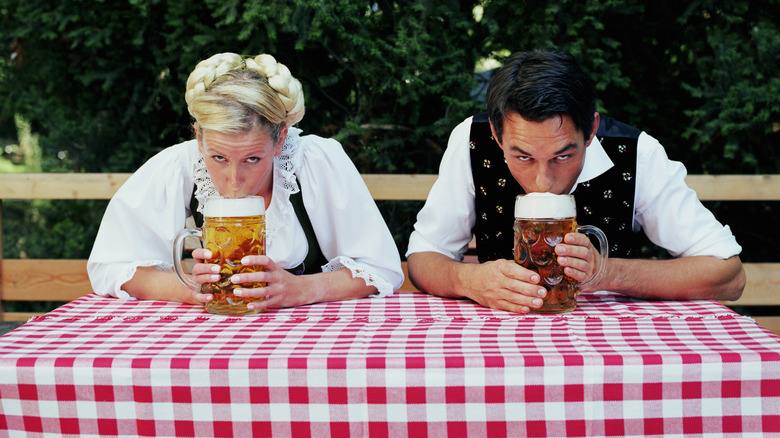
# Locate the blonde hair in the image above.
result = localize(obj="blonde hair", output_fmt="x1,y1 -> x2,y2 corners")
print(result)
184,53 -> 305,138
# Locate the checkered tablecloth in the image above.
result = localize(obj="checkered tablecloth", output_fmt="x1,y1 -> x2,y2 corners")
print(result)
1,291 -> 778,437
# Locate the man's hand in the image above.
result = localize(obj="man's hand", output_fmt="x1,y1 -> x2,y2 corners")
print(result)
555,237 -> 746,300
555,232 -> 606,293
462,259 -> 548,313
407,252 -> 547,313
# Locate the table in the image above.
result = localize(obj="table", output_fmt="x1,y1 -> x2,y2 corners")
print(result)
1,291 -> 779,438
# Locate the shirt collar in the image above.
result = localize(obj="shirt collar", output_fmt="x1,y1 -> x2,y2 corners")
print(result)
570,136 -> 613,193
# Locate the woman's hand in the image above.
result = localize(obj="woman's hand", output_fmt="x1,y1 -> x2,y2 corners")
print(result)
229,255 -> 314,311
187,248 -> 221,305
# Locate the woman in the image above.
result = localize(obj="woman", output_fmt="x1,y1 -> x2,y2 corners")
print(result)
87,53 -> 404,311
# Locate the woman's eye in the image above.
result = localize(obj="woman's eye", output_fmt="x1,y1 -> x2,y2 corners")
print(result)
212,155 -> 226,162
246,157 -> 261,164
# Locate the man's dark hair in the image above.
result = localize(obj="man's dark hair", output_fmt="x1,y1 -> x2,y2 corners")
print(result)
486,49 -> 596,142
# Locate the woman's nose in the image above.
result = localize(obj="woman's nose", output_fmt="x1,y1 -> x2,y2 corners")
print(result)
223,168 -> 243,197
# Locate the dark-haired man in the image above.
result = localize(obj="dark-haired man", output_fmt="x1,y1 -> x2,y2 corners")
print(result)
406,49 -> 745,313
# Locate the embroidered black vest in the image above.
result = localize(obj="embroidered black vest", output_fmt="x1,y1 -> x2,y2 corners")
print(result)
469,112 -> 643,262
189,181 -> 327,275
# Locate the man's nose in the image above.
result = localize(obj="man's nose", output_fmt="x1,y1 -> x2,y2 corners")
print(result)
535,165 -> 554,192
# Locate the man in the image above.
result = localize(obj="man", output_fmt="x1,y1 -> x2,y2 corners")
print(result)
406,48 -> 745,313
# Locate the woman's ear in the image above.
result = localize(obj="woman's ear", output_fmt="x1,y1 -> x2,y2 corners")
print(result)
274,125 -> 289,157
194,123 -> 205,154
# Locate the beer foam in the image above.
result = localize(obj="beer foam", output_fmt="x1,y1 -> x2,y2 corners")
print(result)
514,192 -> 575,219
204,196 -> 265,217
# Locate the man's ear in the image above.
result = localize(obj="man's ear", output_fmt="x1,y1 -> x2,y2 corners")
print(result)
488,119 -> 502,146
585,112 -> 600,148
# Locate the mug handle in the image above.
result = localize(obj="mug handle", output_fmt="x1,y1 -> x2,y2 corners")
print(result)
172,228 -> 201,291
576,225 -> 609,287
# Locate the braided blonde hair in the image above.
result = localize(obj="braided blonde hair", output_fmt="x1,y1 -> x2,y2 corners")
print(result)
185,53 -> 305,138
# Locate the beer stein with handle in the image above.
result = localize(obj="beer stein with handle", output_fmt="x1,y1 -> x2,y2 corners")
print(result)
513,193 -> 608,313
173,196 -> 267,315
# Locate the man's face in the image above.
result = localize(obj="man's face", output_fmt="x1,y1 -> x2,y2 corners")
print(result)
490,111 -> 598,194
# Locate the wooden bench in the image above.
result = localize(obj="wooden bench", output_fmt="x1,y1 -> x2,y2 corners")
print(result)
1,173 -> 779,335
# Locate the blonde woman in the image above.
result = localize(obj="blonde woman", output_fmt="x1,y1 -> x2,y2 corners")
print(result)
88,53 -> 403,310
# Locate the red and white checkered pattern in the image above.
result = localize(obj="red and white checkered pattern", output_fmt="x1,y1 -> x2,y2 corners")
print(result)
1,291 -> 779,437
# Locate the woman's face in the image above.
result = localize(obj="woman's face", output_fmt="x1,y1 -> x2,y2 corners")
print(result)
196,124 -> 287,199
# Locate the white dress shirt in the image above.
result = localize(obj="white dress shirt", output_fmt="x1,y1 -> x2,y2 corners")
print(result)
88,128 -> 404,300
407,116 -> 742,261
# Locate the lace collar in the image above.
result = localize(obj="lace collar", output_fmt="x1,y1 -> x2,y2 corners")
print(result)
192,128 -> 303,240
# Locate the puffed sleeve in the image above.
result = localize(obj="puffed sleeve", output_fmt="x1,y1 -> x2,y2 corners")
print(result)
633,133 -> 742,258
406,117 -> 476,260
295,136 -> 404,296
87,141 -> 198,299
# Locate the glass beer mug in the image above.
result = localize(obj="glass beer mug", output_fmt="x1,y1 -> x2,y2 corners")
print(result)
514,193 -> 608,313
173,196 -> 267,315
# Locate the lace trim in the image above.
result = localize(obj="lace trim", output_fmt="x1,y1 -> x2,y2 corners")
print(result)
193,158 -> 219,212
192,128 -> 303,246
323,256 -> 395,298
267,128 -> 302,244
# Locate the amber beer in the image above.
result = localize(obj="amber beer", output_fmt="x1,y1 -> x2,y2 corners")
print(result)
173,196 -> 266,315
514,193 -> 607,313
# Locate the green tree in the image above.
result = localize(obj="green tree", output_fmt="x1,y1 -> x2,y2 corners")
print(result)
0,0 -> 482,174
678,1 -> 780,173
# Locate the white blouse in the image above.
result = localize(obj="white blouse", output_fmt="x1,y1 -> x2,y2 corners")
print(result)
87,128 -> 404,300
407,116 -> 742,261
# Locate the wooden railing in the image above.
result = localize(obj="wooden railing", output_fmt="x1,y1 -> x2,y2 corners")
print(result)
1,173 -> 779,335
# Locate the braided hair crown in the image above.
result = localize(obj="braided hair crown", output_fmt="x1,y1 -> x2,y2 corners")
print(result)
185,52 -> 305,128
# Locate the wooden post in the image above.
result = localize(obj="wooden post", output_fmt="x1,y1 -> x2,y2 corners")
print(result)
0,198 -> 5,321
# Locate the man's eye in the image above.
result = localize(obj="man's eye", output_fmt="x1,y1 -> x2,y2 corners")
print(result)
556,155 -> 572,161
213,155 -> 226,162
246,157 -> 261,163
517,156 -> 531,162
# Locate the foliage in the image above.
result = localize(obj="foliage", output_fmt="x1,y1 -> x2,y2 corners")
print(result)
2,0 -> 778,176
678,1 -> 780,173
1,199 -> 106,259
0,0 -> 482,173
